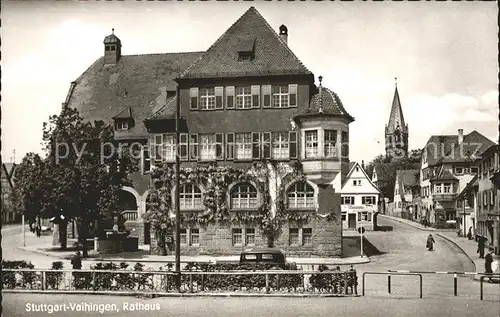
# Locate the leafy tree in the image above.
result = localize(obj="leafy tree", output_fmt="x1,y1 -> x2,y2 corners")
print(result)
365,151 -> 421,201
14,107 -> 137,253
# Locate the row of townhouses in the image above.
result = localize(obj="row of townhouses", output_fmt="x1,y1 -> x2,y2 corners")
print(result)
375,75 -> 499,254
54,7 -> 385,257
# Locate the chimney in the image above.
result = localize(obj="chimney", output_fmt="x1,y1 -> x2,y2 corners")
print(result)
458,129 -> 464,144
362,160 -> 365,169
279,24 -> 288,45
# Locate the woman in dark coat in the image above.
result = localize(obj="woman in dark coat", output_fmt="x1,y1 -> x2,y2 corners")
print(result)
484,252 -> 493,282
426,234 -> 435,251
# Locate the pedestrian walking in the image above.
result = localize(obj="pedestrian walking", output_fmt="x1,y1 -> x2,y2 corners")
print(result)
426,234 -> 435,251
477,236 -> 486,258
467,227 -> 473,240
484,252 -> 493,282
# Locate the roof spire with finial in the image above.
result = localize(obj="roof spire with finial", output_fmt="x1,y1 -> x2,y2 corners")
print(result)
387,76 -> 406,133
112,28 -> 115,34
318,75 -> 323,114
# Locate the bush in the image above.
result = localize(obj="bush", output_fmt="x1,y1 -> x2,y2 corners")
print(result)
1,260 -> 39,289
46,261 -> 64,290
91,262 -> 118,290
115,262 -> 135,290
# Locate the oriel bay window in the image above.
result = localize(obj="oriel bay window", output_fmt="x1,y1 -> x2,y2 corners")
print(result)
341,131 -> 349,159
443,183 -> 452,194
305,130 -> 319,158
179,184 -> 202,210
231,183 -> 258,209
287,182 -> 315,209
324,130 -> 337,158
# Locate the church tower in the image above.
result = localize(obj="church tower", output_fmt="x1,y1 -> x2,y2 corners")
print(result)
385,78 -> 409,157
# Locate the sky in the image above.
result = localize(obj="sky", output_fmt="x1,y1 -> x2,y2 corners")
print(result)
2,1 -> 498,164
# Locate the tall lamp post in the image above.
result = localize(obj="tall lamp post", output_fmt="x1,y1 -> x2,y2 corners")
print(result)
174,82 -> 181,291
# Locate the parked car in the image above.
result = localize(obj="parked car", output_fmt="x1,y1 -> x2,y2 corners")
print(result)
239,248 -> 286,267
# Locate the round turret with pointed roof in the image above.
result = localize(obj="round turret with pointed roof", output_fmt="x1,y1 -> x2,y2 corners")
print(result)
104,28 -> 121,45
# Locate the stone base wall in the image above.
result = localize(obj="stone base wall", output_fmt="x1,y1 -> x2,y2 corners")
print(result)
275,218 -> 342,257
145,218 -> 341,257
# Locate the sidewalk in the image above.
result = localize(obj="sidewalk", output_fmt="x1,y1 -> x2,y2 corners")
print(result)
380,214 -> 500,278
17,244 -> 370,266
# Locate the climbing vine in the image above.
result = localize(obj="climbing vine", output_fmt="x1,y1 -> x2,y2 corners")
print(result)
143,159 -> 337,248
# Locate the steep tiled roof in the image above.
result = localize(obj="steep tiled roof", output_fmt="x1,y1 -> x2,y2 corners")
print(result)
438,130 -> 495,163
180,7 -> 312,79
112,107 -> 132,119
386,86 -> 407,133
295,87 -> 354,122
423,135 -> 458,167
65,52 -> 203,139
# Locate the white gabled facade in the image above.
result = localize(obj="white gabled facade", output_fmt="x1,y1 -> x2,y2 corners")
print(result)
341,162 -> 382,231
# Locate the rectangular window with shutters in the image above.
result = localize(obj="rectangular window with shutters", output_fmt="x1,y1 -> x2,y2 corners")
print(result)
272,85 -> 289,108
288,84 -> 297,107
200,134 -> 216,161
262,85 -> 271,108
252,132 -> 261,159
251,85 -> 260,108
179,134 -> 188,161
272,132 -> 289,159
262,132 -> 271,159
236,86 -> 252,109
190,87 -> 199,110
324,130 -> 337,158
302,228 -> 312,246
225,86 -> 235,109
289,131 -> 298,159
215,133 -> 224,160
305,130 -> 319,158
190,134 -> 199,161
289,228 -> 299,246
235,133 -> 252,160
341,131 -> 349,159
199,88 -> 216,110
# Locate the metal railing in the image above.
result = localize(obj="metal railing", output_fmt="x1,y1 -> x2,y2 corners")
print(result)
362,270 -> 500,300
2,268 -> 358,296
362,272 -> 422,298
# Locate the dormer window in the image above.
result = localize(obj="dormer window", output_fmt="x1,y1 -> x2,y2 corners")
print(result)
116,120 -> 129,131
237,39 -> 255,61
105,45 -> 116,52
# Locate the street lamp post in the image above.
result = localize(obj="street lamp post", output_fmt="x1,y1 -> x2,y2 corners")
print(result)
174,83 -> 181,291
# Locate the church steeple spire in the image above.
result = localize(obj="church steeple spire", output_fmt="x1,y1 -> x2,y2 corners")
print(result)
385,78 -> 409,157
387,77 -> 406,133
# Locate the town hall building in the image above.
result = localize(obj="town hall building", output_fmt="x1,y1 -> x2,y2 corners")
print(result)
63,7 -> 355,257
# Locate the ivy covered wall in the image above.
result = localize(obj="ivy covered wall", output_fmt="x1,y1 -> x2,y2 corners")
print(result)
142,161 -> 342,257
